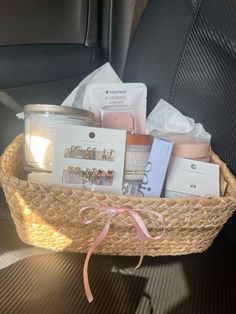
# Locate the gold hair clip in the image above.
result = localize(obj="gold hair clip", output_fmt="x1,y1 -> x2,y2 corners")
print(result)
64,146 -> 114,161
62,166 -> 114,186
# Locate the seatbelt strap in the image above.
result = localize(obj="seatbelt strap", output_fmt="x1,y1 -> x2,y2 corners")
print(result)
131,0 -> 149,39
110,0 -> 149,77
0,92 -> 22,113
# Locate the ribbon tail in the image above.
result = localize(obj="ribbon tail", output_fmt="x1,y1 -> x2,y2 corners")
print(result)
134,229 -> 145,270
129,213 -> 146,270
130,209 -> 166,270
83,217 -> 113,303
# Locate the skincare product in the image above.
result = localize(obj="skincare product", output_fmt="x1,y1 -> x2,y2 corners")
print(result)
159,133 -> 210,162
122,133 -> 153,196
86,83 -> 147,133
165,157 -> 220,197
24,104 -> 94,172
139,138 -> 173,197
100,105 -> 135,132
125,134 -> 153,180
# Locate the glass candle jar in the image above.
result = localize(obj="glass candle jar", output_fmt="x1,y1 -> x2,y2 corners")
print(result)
24,104 -> 94,171
123,133 -> 153,195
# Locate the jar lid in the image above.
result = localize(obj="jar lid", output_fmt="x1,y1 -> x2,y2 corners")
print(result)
24,104 -> 94,120
161,133 -> 210,158
126,133 -> 153,145
172,141 -> 210,158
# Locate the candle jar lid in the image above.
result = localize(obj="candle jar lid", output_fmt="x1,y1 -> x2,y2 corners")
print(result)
24,104 -> 94,121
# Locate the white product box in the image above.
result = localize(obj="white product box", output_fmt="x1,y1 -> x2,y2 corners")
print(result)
165,157 -> 220,197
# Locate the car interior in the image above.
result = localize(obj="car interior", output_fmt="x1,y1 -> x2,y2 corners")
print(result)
0,0 -> 236,313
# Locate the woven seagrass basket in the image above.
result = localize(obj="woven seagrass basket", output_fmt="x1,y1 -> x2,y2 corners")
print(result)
1,134 -> 236,256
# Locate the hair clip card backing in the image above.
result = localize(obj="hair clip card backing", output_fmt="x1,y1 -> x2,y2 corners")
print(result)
53,125 -> 126,194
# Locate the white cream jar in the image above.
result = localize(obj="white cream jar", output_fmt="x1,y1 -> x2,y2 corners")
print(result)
122,133 -> 153,195
24,104 -> 94,171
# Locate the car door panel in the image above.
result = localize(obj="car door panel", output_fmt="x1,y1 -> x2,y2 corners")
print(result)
0,0 -> 104,152
0,0 -> 88,45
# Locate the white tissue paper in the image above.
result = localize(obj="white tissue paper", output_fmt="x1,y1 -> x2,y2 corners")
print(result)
61,62 -> 122,108
146,99 -> 211,140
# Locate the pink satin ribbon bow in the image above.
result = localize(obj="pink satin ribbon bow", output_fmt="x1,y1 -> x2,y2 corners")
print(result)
79,205 -> 165,303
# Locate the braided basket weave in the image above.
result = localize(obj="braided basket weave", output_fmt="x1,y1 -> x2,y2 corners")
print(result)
1,134 -> 236,256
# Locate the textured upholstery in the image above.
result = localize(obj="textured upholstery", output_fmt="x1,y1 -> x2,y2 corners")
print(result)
125,0 -> 236,176
124,0 -> 236,245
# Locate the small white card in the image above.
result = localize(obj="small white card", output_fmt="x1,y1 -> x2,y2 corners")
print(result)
52,125 -> 126,194
165,157 -> 220,197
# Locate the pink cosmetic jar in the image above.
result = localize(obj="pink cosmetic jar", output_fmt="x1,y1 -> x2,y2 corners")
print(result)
100,105 -> 135,132
160,133 -> 211,162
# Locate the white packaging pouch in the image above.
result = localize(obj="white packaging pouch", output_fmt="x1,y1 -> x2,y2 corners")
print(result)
85,83 -> 147,133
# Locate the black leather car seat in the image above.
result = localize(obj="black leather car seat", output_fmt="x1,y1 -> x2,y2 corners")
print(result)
124,0 -> 236,245
124,0 -> 236,176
